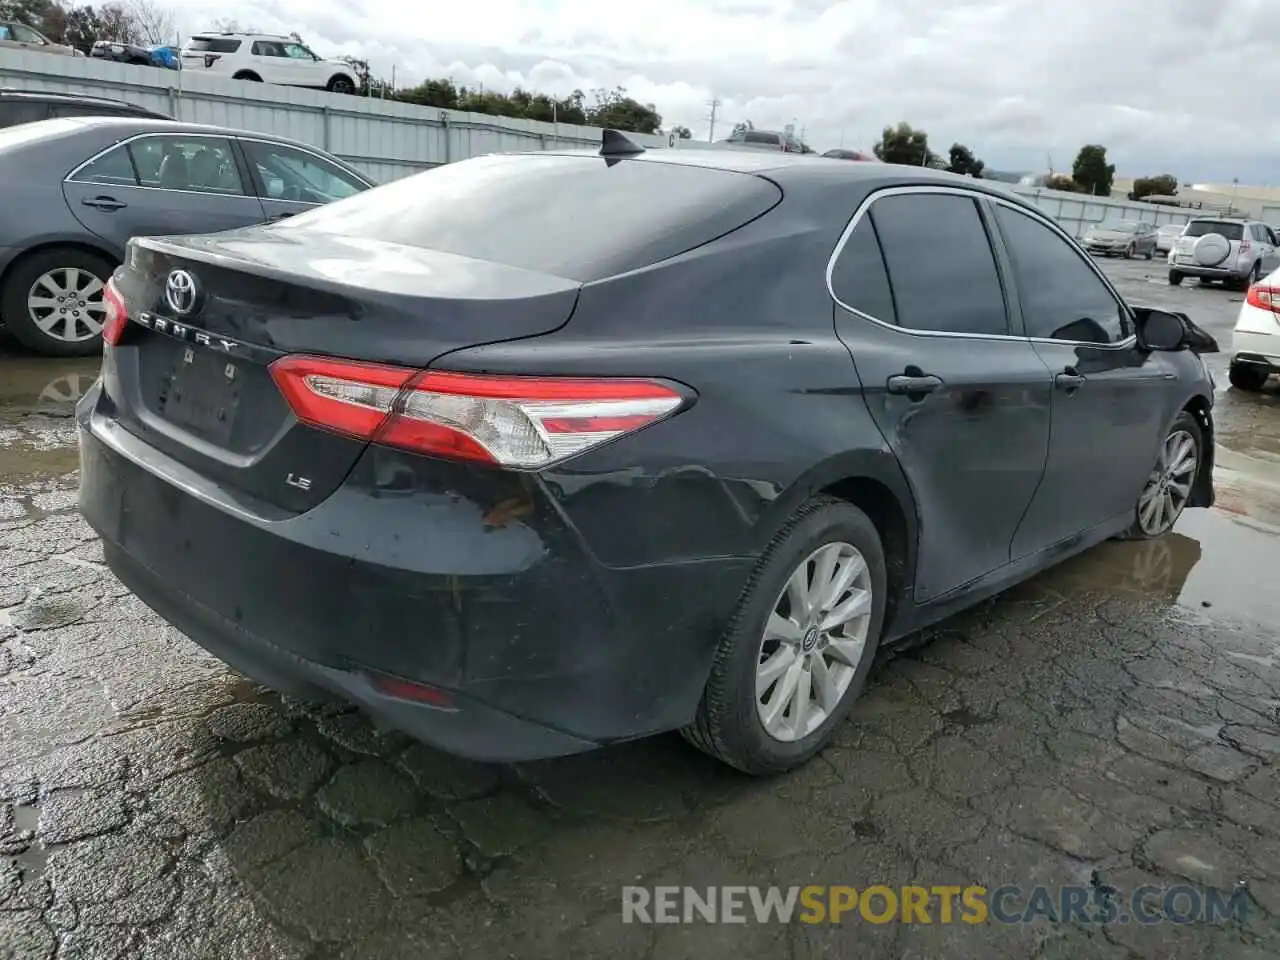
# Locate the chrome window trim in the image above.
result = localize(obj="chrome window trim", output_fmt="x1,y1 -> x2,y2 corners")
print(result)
825,183 -> 1138,351
65,130 -> 373,195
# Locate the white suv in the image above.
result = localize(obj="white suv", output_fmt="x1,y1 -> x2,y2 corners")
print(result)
180,33 -> 359,95
1168,217 -> 1280,290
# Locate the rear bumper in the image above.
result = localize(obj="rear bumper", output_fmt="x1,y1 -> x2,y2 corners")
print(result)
77,385 -> 752,762
1169,259 -> 1250,280
1231,332 -> 1280,368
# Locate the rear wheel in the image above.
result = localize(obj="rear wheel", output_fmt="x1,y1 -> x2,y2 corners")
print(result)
1122,412 -> 1202,540
0,247 -> 113,357
1168,270 -> 1183,286
1229,363 -> 1270,392
681,496 -> 887,775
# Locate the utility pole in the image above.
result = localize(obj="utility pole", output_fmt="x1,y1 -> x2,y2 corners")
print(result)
705,98 -> 722,142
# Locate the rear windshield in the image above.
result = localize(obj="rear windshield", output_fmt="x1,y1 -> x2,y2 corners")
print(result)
280,154 -> 783,282
186,37 -> 241,53
1184,220 -> 1243,241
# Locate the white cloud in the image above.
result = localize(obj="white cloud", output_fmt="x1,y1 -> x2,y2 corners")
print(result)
165,0 -> 1280,181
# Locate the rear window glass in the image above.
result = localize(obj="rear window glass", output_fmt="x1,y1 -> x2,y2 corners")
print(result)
187,37 -> 241,53
279,154 -> 783,282
1184,221 -> 1243,241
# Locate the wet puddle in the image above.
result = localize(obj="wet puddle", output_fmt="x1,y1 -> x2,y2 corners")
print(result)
0,349 -> 99,481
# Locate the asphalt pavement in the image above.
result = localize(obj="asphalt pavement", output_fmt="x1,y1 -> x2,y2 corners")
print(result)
1,256 -> 1279,959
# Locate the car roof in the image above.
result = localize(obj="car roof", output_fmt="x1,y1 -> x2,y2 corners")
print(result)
0,88 -> 152,110
525,145 -> 1030,197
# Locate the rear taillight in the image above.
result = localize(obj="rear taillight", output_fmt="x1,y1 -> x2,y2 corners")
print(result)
102,278 -> 128,346
1240,240 -> 1252,255
268,355 -> 688,469
1246,285 -> 1280,313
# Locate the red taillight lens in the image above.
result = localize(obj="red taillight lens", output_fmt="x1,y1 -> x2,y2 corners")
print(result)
1240,240 -> 1252,255
1246,284 -> 1280,313
268,355 -> 687,468
102,277 -> 128,346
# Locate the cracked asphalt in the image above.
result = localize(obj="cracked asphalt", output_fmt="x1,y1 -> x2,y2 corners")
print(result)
2,258 -> 1280,959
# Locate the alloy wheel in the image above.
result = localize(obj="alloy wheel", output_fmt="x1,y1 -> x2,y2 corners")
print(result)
26,267 -> 106,343
1137,429 -> 1198,536
755,541 -> 873,742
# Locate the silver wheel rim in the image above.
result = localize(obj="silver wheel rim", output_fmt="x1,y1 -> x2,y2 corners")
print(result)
26,267 -> 106,342
755,541 -> 873,743
1137,429 -> 1197,536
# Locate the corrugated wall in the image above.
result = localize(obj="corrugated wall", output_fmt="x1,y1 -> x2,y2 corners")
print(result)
0,49 -> 667,182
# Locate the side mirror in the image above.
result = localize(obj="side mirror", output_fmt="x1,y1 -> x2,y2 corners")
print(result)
1136,309 -> 1185,351
1132,307 -> 1220,354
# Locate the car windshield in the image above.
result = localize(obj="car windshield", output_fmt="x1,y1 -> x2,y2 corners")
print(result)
1096,221 -> 1138,233
1184,220 -> 1244,241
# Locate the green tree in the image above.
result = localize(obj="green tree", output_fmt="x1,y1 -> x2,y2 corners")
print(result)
585,86 -> 662,135
670,124 -> 692,139
1072,144 -> 1115,196
947,142 -> 985,178
0,0 -> 54,22
1045,173 -> 1080,193
1129,173 -> 1178,201
873,121 -> 939,167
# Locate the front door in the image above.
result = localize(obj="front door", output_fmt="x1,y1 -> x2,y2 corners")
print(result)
830,189 -> 1054,602
988,201 -> 1173,558
62,133 -> 267,254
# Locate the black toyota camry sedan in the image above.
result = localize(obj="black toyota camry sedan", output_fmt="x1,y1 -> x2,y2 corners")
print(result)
77,134 -> 1217,775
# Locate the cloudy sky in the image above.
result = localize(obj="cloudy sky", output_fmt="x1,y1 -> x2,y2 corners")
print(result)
164,0 -> 1277,183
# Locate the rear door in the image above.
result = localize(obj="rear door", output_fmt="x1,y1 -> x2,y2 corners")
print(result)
989,200 -> 1172,556
829,188 -> 1053,602
238,137 -> 370,221
63,133 -> 267,253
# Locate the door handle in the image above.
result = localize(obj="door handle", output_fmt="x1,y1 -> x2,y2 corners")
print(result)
81,196 -> 126,211
886,373 -> 943,397
266,212 -> 297,222
1055,368 -> 1086,391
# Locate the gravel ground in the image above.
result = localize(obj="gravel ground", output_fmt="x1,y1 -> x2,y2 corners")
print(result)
1,257 -> 1279,959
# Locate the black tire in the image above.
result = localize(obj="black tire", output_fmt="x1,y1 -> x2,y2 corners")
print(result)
233,71 -> 262,82
1168,270 -> 1183,286
0,247 -> 114,357
1119,411 -> 1203,541
681,496 -> 888,775
1229,363 -> 1269,392
327,75 -> 356,94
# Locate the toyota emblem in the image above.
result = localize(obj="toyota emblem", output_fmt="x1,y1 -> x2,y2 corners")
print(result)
165,269 -> 198,315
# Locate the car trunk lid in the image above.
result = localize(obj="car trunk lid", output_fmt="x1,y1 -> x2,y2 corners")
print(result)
103,231 -> 580,514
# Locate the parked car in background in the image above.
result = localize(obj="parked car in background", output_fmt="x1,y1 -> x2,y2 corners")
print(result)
1229,265 -> 1280,391
180,32 -> 359,93
1169,217 -> 1280,289
91,39 -> 181,69
718,127 -> 806,153
0,89 -> 168,129
1155,222 -> 1184,254
0,21 -> 82,56
77,141 -> 1216,776
0,116 -> 374,356
1082,220 -> 1157,259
